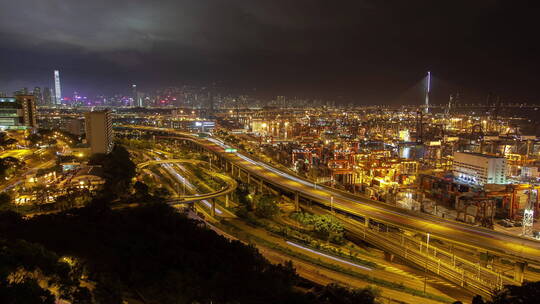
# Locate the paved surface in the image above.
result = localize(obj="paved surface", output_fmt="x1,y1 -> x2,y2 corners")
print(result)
119,125 -> 540,264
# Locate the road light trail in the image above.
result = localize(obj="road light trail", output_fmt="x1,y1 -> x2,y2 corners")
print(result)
159,161 -> 223,215
287,241 -> 372,271
223,140 -> 526,239
121,126 -> 540,263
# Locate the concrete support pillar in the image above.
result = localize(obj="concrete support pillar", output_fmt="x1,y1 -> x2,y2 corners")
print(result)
225,194 -> 230,208
514,261 -> 527,283
294,192 -> 299,211
364,216 -> 370,227
384,252 -> 395,262
247,172 -> 251,184
258,179 -> 263,193
211,198 -> 216,217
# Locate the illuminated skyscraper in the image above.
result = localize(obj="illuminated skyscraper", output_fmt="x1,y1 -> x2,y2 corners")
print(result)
54,70 -> 62,105
424,71 -> 431,114
132,84 -> 143,107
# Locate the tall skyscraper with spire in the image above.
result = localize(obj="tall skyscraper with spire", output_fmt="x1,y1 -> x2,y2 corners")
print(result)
54,70 -> 62,105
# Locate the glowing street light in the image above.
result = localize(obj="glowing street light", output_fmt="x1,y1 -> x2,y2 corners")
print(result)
424,232 -> 430,294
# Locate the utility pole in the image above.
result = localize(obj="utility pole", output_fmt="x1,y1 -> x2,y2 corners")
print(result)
424,232 -> 430,294
416,110 -> 424,143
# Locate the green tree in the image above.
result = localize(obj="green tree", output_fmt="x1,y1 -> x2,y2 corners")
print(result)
91,145 -> 136,199
0,192 -> 12,211
26,133 -> 43,146
292,212 -> 344,243
313,283 -> 379,304
312,214 -> 344,242
134,181 -> 150,197
0,279 -> 56,304
0,132 -> 17,148
254,194 -> 280,218
153,187 -> 171,198
0,157 -> 22,179
489,281 -> 540,304
0,239 -> 91,304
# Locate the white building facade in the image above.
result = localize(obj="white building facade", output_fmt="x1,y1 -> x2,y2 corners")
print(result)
453,152 -> 506,186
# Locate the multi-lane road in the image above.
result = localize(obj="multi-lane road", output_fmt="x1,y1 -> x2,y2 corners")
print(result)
120,126 -> 540,264
138,159 -> 237,205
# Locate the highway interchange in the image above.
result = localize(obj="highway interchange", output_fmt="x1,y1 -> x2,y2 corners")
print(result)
120,125 -> 540,265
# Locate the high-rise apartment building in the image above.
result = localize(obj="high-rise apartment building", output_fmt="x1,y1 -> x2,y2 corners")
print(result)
453,152 -> 506,186
0,94 -> 38,129
85,110 -> 114,154
54,70 -> 62,105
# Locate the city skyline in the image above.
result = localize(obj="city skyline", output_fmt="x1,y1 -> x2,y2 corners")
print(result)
1,1 -> 539,104
2,2 -> 540,303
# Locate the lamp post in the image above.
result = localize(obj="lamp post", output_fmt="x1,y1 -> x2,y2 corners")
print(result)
330,196 -> 334,213
182,176 -> 186,195
424,232 -> 430,294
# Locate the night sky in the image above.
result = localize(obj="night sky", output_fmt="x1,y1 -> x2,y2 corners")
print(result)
0,0 -> 538,104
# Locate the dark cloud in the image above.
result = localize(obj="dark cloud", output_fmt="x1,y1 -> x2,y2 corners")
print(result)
0,0 -> 538,103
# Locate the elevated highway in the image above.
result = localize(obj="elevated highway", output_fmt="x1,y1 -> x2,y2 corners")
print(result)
118,125 -> 540,294
137,159 -> 237,209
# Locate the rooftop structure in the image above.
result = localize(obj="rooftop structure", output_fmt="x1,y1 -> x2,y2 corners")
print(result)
453,152 -> 507,186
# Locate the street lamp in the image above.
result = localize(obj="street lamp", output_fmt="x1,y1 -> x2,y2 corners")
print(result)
182,177 -> 186,195
330,196 -> 334,213
424,232 -> 430,294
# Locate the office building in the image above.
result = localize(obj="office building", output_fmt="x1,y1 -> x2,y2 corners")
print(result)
43,87 -> 52,106
453,152 -> 506,186
85,110 -> 114,154
131,84 -> 144,107
54,70 -> 62,105
131,84 -> 138,107
0,95 -> 38,129
33,87 -> 43,105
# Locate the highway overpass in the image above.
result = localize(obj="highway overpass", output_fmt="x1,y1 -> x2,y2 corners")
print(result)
117,125 -> 540,295
138,158 -> 237,214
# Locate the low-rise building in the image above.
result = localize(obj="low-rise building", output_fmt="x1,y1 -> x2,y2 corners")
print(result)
453,152 -> 506,186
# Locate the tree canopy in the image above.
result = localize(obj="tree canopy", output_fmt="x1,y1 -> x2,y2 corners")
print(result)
464,281 -> 540,304
0,239 -> 91,304
0,201 -> 378,304
88,144 -> 136,199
